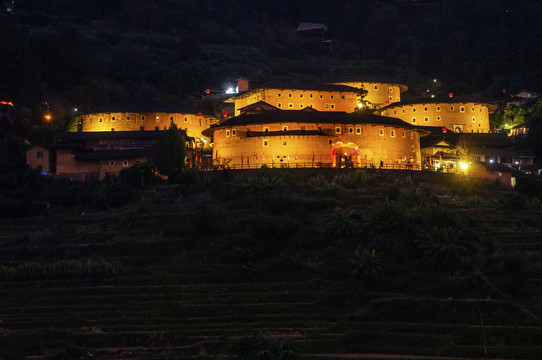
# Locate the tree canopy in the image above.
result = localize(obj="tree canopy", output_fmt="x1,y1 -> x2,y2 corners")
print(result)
152,124 -> 186,181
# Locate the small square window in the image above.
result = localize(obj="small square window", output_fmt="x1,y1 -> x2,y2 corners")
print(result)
356,128 -> 361,134
391,130 -> 395,137
299,104 -> 304,108
471,107 -> 475,112
348,127 -> 354,134
141,115 -> 145,120
170,116 -> 174,121
460,106 -> 465,112
140,126 -> 144,131
111,128 -> 115,131
424,107 -> 428,112
379,129 -> 384,136
402,131 -> 406,138
472,117 -> 476,122
412,117 -> 417,123
37,150 -> 43,158
402,109 -> 405,114
123,160 -> 128,167
424,117 -> 429,122
309,93 -> 314,99
263,127 -> 269,132
99,117 -> 103,123
328,139 -> 333,145
184,117 -> 188,122
389,88 -> 393,93
109,160 -> 115,166
319,94 -> 323,99
226,130 -> 230,137
389,96 -> 393,101
127,116 -> 130,120
111,116 -> 116,122
331,104 -> 335,109
288,103 -> 293,108
232,129 -> 236,136
277,102 -> 282,108
263,139 -> 269,147
374,85 -> 378,90
309,104 -> 313,108
283,141 -> 287,145
277,93 -> 282,98
437,116 -> 441,121
412,108 -> 416,113
341,95 -> 345,100
437,106 -> 441,112
330,95 -> 334,100
325,104 -> 329,109
283,126 -> 288,131
450,106 -> 454,111
299,94 -> 304,99
155,126 -> 159,130
335,127 -> 341,134
288,93 -> 292,98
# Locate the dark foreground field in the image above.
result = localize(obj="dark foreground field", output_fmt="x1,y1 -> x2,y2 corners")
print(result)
1,169 -> 542,360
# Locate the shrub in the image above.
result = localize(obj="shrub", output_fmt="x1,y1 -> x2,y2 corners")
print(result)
119,161 -> 160,189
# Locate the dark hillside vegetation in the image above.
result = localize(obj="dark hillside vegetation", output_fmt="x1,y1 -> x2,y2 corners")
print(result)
2,1 -> 542,120
1,168 -> 542,359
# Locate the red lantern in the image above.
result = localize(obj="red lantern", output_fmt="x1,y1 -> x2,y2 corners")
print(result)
448,93 -> 453,98
385,100 -> 389,104
442,127 -> 447,133
502,89 -> 507,94
222,110 -> 228,116
205,89 -> 210,94
197,112 -> 202,116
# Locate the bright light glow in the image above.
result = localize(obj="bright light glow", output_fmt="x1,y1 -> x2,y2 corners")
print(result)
0,101 -> 14,106
431,94 -> 435,98
459,162 -> 468,170
433,79 -> 437,82
44,114 -> 52,121
489,159 -> 494,163
357,103 -> 363,108
226,87 -> 236,94
515,161 -> 519,165
504,123 -> 509,127
73,107 -> 78,112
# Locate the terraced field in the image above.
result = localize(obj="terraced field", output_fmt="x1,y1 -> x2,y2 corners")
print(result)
1,171 -> 542,360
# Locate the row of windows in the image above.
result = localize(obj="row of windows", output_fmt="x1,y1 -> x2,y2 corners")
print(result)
95,116 -> 192,122
276,93 -> 346,100
277,102 -> 335,109
109,160 -> 130,167
396,106 -> 483,114
228,126 -> 413,137
410,116 -> 477,123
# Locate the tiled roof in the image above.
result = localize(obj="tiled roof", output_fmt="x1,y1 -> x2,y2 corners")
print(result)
83,104 -> 204,115
211,111 -> 419,129
74,149 -> 153,160
60,130 -> 190,141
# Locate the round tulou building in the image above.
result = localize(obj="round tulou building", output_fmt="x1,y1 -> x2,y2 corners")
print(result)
379,98 -> 495,133
207,109 -> 428,169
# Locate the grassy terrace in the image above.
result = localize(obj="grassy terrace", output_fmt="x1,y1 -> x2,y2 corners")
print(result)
1,169 -> 542,359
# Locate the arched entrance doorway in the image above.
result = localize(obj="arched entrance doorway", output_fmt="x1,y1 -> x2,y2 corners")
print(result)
331,141 -> 361,168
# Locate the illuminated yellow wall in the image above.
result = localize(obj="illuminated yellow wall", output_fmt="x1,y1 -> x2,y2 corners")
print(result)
213,121 -> 421,167
332,82 -> 406,109
229,88 -> 361,116
380,102 -> 491,133
78,112 -> 217,145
